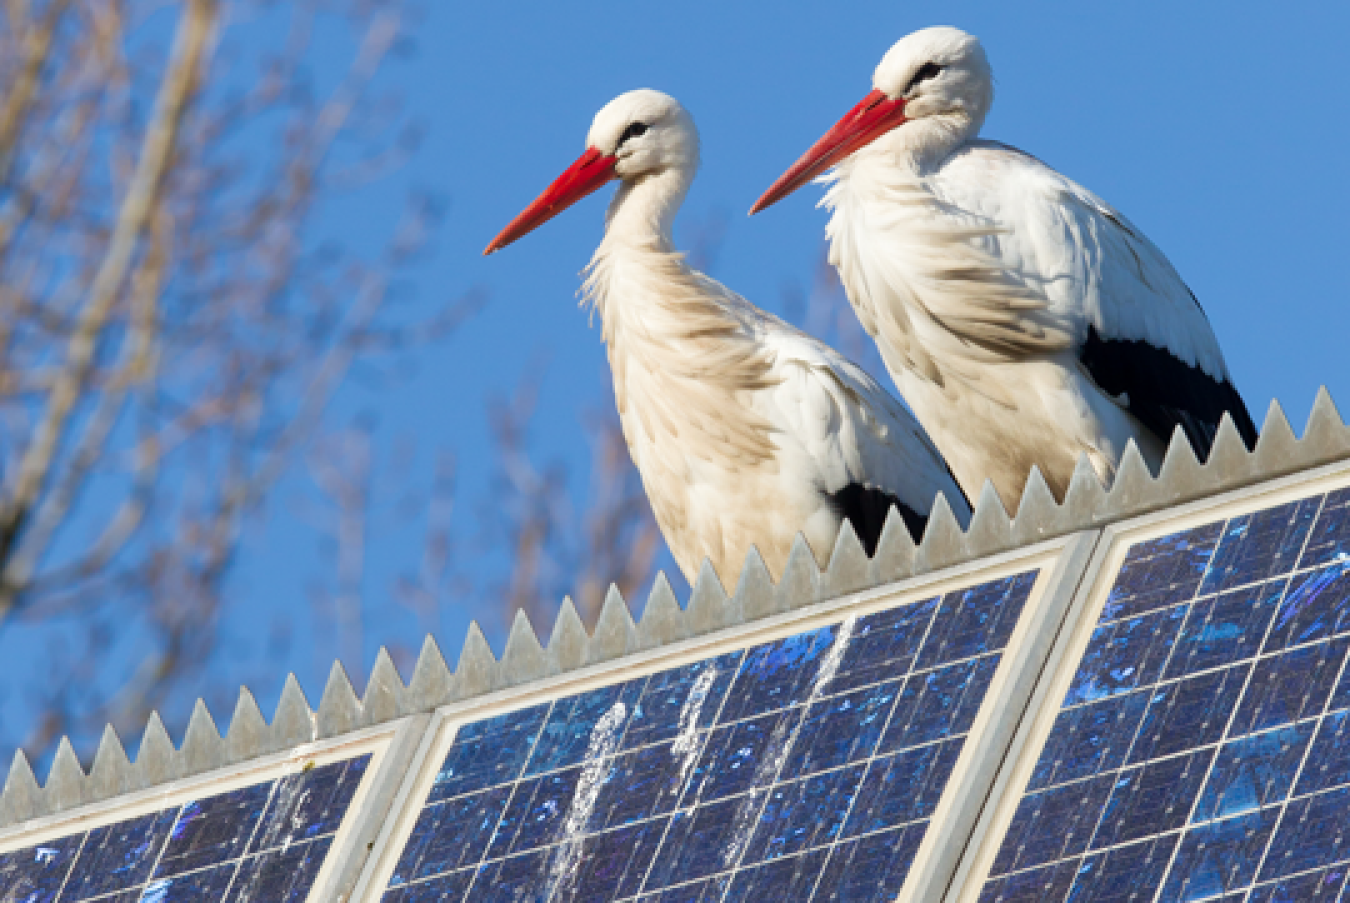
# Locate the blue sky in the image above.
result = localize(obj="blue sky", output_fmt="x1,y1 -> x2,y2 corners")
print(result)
28,0 -> 1349,747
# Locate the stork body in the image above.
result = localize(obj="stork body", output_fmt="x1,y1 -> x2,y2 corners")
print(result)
754,27 -> 1257,507
487,90 -> 968,586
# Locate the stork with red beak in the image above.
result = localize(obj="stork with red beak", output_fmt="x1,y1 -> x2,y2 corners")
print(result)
752,26 -> 1257,508
486,89 -> 969,587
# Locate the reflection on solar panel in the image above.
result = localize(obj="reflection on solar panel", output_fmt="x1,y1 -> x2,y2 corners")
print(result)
0,753 -> 369,902
383,571 -> 1038,902
982,487 -> 1350,902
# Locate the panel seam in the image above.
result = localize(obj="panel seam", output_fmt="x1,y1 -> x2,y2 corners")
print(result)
937,529 -> 1109,903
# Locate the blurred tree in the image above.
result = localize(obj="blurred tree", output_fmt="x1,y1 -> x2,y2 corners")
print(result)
485,374 -> 662,634
0,0 -> 476,758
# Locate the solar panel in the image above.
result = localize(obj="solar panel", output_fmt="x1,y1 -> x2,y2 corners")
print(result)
383,571 -> 1040,902
980,485 -> 1350,902
0,753 -> 370,902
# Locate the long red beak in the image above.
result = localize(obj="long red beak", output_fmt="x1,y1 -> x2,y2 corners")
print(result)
484,146 -> 619,255
750,89 -> 907,215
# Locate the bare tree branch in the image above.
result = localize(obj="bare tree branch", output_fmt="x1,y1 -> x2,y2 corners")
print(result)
0,0 -> 218,613
0,0 -> 71,186
482,368 -> 661,632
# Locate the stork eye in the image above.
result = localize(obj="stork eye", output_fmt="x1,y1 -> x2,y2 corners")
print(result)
618,122 -> 648,148
905,62 -> 944,94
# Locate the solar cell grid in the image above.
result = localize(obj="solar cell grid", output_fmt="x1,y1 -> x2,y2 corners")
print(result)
384,571 -> 1040,902
981,486 -> 1350,903
0,753 -> 369,902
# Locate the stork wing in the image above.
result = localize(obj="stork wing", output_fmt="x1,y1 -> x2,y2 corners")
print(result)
751,322 -> 971,550
932,142 -> 1257,453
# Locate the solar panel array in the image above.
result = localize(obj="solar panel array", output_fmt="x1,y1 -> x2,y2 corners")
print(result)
382,571 -> 1039,902
981,487 -> 1350,902
11,466 -> 1350,902
0,753 -> 369,902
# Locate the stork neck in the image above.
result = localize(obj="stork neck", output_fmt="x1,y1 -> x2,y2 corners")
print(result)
866,113 -> 979,175
600,167 -> 692,252
580,187 -> 779,482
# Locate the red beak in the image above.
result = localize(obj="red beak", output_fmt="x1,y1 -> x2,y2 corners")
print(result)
750,89 -> 907,215
484,146 -> 619,255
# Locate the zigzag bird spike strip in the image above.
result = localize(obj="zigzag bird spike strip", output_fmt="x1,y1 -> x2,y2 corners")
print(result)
3,391 -> 1347,828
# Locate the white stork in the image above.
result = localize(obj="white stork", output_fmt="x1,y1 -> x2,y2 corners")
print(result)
485,89 -> 969,587
751,26 -> 1257,508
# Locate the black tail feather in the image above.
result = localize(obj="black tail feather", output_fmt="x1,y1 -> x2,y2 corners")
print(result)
1080,326 -> 1259,460
827,484 -> 928,555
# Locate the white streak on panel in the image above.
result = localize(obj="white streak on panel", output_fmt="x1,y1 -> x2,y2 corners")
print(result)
672,668 -> 718,792
718,717 -> 791,872
719,616 -> 858,873
809,614 -> 857,702
545,700 -> 628,901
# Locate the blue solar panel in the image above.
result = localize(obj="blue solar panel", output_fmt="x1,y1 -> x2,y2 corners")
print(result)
0,753 -> 369,902
981,486 -> 1350,902
384,571 -> 1040,902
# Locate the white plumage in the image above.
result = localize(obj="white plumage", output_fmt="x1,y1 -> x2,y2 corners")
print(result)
753,26 -> 1256,508
486,90 -> 968,587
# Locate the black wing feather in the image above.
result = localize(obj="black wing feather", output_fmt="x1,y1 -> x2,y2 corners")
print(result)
826,484 -> 928,554
1080,326 -> 1258,459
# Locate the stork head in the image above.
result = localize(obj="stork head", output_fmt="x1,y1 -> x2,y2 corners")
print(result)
485,89 -> 698,254
750,26 -> 993,214
589,89 -> 699,181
